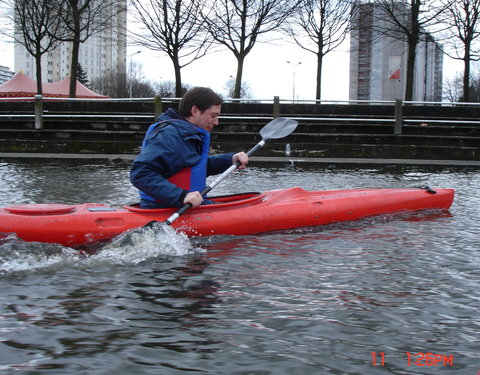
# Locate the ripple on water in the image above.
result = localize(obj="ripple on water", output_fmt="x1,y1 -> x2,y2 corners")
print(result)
0,162 -> 478,374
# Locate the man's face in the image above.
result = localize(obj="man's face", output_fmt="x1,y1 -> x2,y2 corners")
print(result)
188,104 -> 221,132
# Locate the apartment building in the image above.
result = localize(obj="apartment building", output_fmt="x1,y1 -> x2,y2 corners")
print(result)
0,65 -> 14,84
14,0 -> 127,84
349,2 -> 443,102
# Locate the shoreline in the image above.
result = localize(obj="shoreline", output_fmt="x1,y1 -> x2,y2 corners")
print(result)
1,153 -> 479,167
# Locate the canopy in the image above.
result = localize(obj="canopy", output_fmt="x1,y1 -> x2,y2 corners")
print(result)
46,77 -> 109,98
0,72 -> 37,97
0,72 -> 109,99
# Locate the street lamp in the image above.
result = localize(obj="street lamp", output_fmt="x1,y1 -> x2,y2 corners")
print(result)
286,60 -> 302,101
129,50 -> 141,98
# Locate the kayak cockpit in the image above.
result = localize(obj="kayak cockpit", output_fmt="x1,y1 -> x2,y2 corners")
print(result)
124,192 -> 264,212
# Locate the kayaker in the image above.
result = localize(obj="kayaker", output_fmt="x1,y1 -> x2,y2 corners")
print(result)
130,87 -> 248,209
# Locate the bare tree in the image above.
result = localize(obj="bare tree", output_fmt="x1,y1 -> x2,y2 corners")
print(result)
203,0 -> 299,98
444,67 -> 480,102
129,0 -> 212,97
364,0 -> 450,101
90,67 -> 127,97
91,62 -> 184,98
128,62 -> 156,98
286,0 -> 355,100
91,71 -> 189,98
223,76 -> 252,98
471,70 -> 480,101
443,71 -> 463,102
0,0 -> 63,94
441,0 -> 480,102
445,67 -> 480,102
56,0 -> 125,97
151,80 -> 178,97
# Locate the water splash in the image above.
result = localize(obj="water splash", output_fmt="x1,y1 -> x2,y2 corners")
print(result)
91,222 -> 205,265
0,223 -> 204,275
0,233 -> 83,275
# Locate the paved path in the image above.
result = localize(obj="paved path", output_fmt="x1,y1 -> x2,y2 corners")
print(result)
1,153 -> 479,167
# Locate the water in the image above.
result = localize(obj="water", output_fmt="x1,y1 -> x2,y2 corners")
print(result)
0,159 -> 479,374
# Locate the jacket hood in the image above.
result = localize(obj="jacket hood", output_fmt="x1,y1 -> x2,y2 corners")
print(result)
157,108 -> 207,138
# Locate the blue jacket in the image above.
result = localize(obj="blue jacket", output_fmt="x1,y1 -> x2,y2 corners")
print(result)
130,108 -> 234,207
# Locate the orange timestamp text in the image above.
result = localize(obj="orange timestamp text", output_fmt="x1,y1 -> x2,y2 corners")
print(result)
371,352 -> 454,367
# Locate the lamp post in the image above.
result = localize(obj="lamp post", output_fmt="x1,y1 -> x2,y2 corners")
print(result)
129,50 -> 141,98
286,60 -> 302,101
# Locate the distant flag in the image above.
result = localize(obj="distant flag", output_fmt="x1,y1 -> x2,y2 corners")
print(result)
389,68 -> 401,80
388,56 -> 401,80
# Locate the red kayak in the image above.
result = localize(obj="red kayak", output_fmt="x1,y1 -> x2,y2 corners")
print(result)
0,187 -> 454,248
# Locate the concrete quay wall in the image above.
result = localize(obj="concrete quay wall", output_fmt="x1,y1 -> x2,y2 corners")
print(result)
0,99 -> 479,161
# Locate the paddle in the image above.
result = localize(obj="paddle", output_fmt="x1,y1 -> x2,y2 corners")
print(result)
163,117 -> 298,225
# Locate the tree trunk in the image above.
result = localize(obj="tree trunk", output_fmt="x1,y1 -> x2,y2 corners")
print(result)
68,4 -> 82,99
234,54 -> 245,99
173,60 -> 183,97
35,55 -> 43,95
69,39 -> 80,98
463,44 -> 471,102
405,40 -> 416,101
316,53 -> 324,100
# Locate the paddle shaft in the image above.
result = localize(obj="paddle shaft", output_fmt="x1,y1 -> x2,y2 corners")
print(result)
164,139 -> 267,225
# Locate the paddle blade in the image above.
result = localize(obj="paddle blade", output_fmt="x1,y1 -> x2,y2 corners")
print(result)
260,117 -> 298,140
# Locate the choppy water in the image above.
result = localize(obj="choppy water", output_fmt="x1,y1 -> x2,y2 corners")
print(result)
0,159 -> 479,374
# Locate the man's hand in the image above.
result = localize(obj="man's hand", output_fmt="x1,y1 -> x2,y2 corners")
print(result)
183,191 -> 203,207
233,152 -> 249,169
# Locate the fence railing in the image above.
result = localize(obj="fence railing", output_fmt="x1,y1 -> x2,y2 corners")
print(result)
4,94 -> 480,105
1,95 -> 480,134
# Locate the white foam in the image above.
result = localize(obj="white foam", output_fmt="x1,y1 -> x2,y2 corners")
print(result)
91,222 -> 205,265
0,234 -> 83,274
0,223 -> 204,274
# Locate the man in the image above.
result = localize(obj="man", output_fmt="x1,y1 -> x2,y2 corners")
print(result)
130,87 -> 248,209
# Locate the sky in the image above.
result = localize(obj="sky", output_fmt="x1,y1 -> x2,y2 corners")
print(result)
1,34 -> 464,101
133,38 -> 351,100
127,37 -> 464,101
127,37 -> 349,100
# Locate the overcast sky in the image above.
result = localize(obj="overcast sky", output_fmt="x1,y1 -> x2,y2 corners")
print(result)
134,38 -> 352,100
1,34 -> 464,101
128,35 -> 464,101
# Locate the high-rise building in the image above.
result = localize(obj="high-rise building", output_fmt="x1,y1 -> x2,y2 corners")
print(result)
14,0 -> 127,84
349,2 -> 443,102
0,65 -> 14,84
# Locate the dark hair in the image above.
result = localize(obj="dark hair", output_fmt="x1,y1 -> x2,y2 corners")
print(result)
178,87 -> 223,117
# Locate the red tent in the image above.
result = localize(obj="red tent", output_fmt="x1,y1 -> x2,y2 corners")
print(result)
45,77 -> 109,98
0,72 -> 38,97
0,72 -> 109,99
